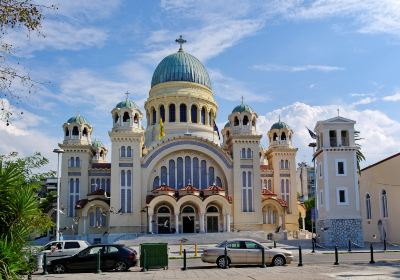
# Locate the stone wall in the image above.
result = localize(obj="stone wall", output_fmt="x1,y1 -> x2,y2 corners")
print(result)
316,218 -> 364,248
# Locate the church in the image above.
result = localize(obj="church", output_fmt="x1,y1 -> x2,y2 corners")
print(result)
57,37 -> 306,242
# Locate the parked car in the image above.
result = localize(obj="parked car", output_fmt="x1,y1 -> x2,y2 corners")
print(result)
49,244 -> 137,273
38,240 -> 90,267
201,239 -> 293,268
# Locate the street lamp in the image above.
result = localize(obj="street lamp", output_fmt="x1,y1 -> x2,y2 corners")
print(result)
53,148 -> 65,241
141,206 -> 149,234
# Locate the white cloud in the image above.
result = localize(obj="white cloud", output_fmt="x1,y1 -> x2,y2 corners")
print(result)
257,102 -> 400,167
209,69 -> 269,102
252,64 -> 345,72
352,97 -> 377,106
382,91 -> 400,102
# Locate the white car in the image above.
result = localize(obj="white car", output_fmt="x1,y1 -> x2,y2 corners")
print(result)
38,240 -> 90,267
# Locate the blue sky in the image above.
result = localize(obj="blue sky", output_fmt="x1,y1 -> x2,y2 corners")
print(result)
2,0 -> 400,170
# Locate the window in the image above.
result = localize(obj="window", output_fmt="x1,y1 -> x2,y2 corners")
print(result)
329,130 -> 337,147
107,246 -> 119,254
247,148 -> 252,159
216,177 -> 222,187
151,107 -> 156,125
106,179 -> 110,193
268,179 -> 272,191
120,146 -> 126,158
242,171 -> 253,212
153,176 -> 160,189
284,160 -> 289,169
208,167 -> 215,185
241,148 -> 246,158
227,241 -> 242,249
72,126 -> 79,136
161,166 -> 167,185
82,127 -> 88,137
281,179 -> 290,209
245,241 -> 260,249
169,104 -> 175,122
185,156 -> 192,185
336,188 -> 348,205
381,190 -> 388,218
234,116 -> 239,126
177,157 -> 184,188
64,242 -> 80,249
68,178 -> 79,217
75,157 -> 80,167
366,194 -> 372,219
341,130 -> 349,146
180,104 -> 187,122
114,113 -> 119,124
160,105 -> 165,122
191,105 -> 198,123
243,115 -> 249,125
65,128 -> 69,137
280,160 -> 284,169
90,178 -> 95,192
336,160 -> 346,176
69,157 -> 75,167
89,208 -> 106,227
281,132 -> 286,140
209,111 -> 212,126
169,160 -> 176,188
122,112 -> 130,123
120,170 -> 132,213
127,146 -> 132,157
134,114 -> 139,123
201,160 -> 207,188
201,107 -> 206,124
273,133 -> 277,141
192,157 -> 199,187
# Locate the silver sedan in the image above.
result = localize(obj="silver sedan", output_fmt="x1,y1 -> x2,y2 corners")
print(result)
201,239 -> 293,268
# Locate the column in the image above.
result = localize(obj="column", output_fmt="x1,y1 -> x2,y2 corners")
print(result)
200,213 -> 205,233
148,213 -> 153,234
302,217 -> 305,230
175,214 -> 179,234
226,214 -> 231,232
82,216 -> 87,235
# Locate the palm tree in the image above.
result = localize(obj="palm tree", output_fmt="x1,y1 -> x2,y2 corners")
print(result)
0,153 -> 52,279
354,131 -> 366,175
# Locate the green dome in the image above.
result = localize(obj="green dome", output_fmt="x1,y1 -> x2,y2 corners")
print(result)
67,114 -> 89,125
116,99 -> 139,109
151,50 -> 212,89
232,104 -> 254,114
224,122 -> 230,128
271,121 -> 289,130
92,139 -> 104,148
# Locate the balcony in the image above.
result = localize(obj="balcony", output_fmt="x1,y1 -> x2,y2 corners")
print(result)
270,140 -> 291,147
231,125 -> 256,135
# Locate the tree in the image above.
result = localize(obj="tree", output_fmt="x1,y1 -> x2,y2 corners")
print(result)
0,0 -> 55,125
0,152 -> 53,279
354,131 -> 365,174
303,196 -> 315,232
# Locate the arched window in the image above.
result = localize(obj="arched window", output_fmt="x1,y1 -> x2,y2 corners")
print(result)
191,105 -> 198,123
285,160 -> 289,169
185,156 -> 191,184
72,126 -> 79,136
208,166 -> 215,185
201,107 -> 206,124
158,206 -> 170,213
91,178 -> 95,192
216,176 -> 222,187
273,133 -> 278,141
252,118 -> 256,127
280,160 -> 284,169
68,178 -> 79,217
180,104 -> 187,122
177,157 -> 184,188
280,179 -> 284,195
243,115 -> 249,125
134,114 -> 139,123
101,178 -> 105,188
114,113 -> 119,124
100,150 -> 104,157
120,146 -> 126,157
161,166 -> 167,185
207,206 -> 219,213
182,206 -> 195,213
169,104 -> 175,122
247,148 -> 252,158
160,105 -> 165,122
153,176 -> 160,189
201,160 -> 207,188
75,157 -> 80,167
381,190 -> 388,218
96,178 -> 100,189
234,116 -> 239,126
151,107 -> 156,125
169,160 -> 175,188
247,171 -> 253,211
65,128 -> 69,137
69,156 -> 75,167
208,111 -> 212,126
120,170 -> 126,187
192,157 -> 199,187
123,112 -> 130,123
82,127 -> 88,137
127,146 -> 132,157
285,179 -> 290,206
241,148 -> 246,158
366,193 -> 372,219
281,132 -> 286,140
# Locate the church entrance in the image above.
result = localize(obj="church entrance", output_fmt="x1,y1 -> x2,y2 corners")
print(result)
182,206 -> 195,233
206,206 -> 219,232
157,206 -> 171,234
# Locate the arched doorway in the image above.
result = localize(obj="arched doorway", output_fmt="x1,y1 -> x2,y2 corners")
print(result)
157,206 -> 172,234
181,206 -> 195,233
206,205 -> 219,233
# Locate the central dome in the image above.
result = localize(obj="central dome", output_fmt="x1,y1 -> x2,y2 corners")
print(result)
151,50 -> 212,89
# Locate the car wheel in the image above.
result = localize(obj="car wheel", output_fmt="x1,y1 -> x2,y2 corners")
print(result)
114,260 -> 128,271
272,255 -> 286,266
53,264 -> 66,274
216,256 -> 230,269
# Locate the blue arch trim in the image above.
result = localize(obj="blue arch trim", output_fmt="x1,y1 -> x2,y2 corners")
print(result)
142,140 -> 233,169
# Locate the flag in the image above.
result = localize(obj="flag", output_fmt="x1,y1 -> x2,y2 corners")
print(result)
213,121 -> 220,140
306,127 -> 317,139
159,117 -> 165,140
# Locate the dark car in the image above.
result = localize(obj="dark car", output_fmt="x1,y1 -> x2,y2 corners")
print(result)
49,244 -> 137,273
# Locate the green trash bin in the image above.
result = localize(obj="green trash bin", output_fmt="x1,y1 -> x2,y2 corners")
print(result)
140,243 -> 168,270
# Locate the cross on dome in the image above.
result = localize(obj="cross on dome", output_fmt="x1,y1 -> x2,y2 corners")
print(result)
125,91 -> 130,101
175,35 -> 187,51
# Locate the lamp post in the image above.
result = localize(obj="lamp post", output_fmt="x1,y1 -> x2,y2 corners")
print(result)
53,148 -> 65,242
308,142 -> 317,240
141,206 -> 149,234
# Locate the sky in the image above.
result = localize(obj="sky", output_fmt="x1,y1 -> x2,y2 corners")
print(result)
1,0 -> 400,171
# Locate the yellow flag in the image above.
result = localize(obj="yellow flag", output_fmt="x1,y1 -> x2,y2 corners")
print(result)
159,117 -> 165,139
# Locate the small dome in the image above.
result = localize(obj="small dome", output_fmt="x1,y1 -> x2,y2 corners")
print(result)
116,99 -> 139,109
151,51 -> 211,89
67,114 -> 89,125
92,139 -> 104,148
271,121 -> 290,130
224,122 -> 230,128
232,104 -> 254,114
